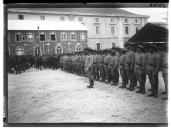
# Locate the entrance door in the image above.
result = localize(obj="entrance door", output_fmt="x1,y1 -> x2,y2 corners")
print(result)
34,47 -> 40,56
16,46 -> 24,56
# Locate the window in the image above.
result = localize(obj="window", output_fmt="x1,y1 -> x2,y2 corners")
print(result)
95,17 -> 99,22
111,18 -> 115,22
50,33 -> 56,41
60,16 -> 65,21
95,26 -> 100,34
78,17 -> 83,22
125,26 -> 129,34
97,43 -> 100,50
16,33 -> 23,42
135,26 -> 139,33
26,33 -> 34,42
76,45 -> 81,52
61,33 -> 67,41
125,18 -> 128,23
112,42 -> 115,48
56,46 -> 62,54
111,26 -> 115,34
40,33 -> 45,41
40,15 -> 45,20
18,15 -> 24,20
80,32 -> 86,40
16,46 -> 24,56
70,33 -> 76,41
135,18 -> 139,23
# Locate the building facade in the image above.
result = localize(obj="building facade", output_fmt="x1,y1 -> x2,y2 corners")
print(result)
8,8 -> 149,50
8,20 -> 87,56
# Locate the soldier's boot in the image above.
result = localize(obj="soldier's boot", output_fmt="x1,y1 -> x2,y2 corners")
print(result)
147,85 -> 155,97
87,80 -> 94,88
136,82 -> 142,93
154,85 -> 158,98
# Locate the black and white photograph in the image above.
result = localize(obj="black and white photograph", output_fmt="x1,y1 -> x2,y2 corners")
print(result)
5,3 -> 168,126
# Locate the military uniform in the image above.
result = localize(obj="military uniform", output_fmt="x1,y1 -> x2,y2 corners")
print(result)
146,49 -> 160,98
92,53 -> 98,80
98,52 -> 105,82
125,48 -> 136,91
119,50 -> 128,88
161,52 -> 168,97
85,53 -> 94,88
134,48 -> 146,94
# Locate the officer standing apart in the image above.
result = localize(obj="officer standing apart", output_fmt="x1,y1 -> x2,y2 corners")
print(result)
85,50 -> 94,88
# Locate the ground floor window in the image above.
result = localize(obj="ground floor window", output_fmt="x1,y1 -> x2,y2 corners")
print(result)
56,46 -> 62,54
96,43 -> 100,50
34,47 -> 40,56
76,45 -> 82,52
16,46 -> 24,56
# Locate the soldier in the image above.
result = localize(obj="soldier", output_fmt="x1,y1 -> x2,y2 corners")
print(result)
106,50 -> 113,84
119,49 -> 128,88
92,51 -> 98,80
134,45 -> 146,94
146,45 -> 160,98
161,49 -> 168,100
98,50 -> 105,82
85,50 -> 94,88
125,45 -> 136,91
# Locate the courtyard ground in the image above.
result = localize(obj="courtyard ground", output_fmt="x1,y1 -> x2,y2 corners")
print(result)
8,68 -> 168,123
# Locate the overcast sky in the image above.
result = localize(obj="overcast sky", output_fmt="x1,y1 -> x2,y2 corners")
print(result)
121,8 -> 168,23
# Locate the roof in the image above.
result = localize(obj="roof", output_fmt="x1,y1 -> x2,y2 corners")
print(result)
8,8 -> 149,18
149,22 -> 168,29
8,20 -> 88,31
125,23 -> 168,46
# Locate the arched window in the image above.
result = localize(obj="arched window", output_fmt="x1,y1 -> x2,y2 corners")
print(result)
16,46 -> 24,56
76,45 -> 82,52
56,46 -> 62,54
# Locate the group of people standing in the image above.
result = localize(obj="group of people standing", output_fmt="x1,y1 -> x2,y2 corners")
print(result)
60,44 -> 168,100
8,54 -> 60,74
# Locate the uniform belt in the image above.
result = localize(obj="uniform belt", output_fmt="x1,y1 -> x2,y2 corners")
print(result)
110,64 -> 114,66
104,64 -> 108,65
136,63 -> 142,66
148,64 -> 156,67
93,63 -> 97,64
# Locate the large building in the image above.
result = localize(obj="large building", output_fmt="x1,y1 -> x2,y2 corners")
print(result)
8,8 -> 149,54
8,20 -> 88,56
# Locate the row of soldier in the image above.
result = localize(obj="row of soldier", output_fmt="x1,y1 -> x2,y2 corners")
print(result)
59,45 -> 168,100
8,54 -> 60,74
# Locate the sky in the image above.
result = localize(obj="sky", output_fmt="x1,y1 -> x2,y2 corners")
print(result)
121,8 -> 168,23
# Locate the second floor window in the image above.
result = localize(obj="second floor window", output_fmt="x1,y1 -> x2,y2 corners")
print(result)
26,33 -> 34,42
78,17 -> 83,22
18,15 -> 24,20
111,26 -> 115,34
125,26 -> 129,34
16,33 -> 23,42
125,18 -> 128,23
40,33 -> 45,41
40,15 -> 45,20
60,16 -> 65,21
111,18 -> 115,22
80,32 -> 86,40
70,33 -> 76,41
61,33 -> 67,41
95,17 -> 99,22
95,26 -> 100,34
135,18 -> 139,23
50,33 -> 56,41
